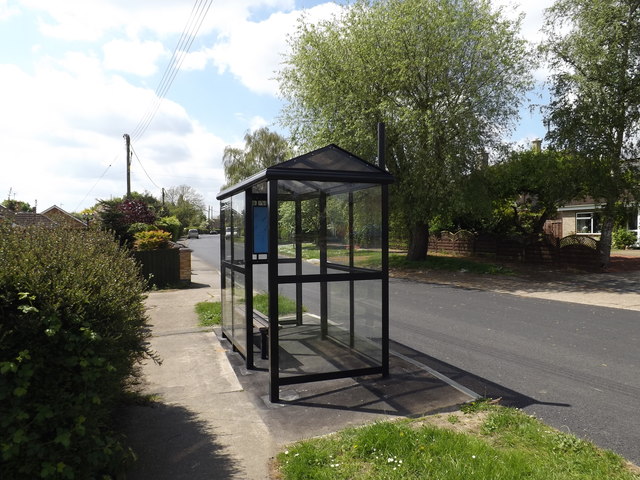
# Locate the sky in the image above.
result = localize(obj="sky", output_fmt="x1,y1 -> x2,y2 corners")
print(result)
0,0 -> 553,216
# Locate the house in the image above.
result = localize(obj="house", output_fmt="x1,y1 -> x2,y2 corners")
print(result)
0,204 -> 86,229
41,205 -> 87,229
556,198 -> 640,246
0,205 -> 14,224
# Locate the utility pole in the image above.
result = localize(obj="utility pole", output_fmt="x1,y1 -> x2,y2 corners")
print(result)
123,134 -> 131,197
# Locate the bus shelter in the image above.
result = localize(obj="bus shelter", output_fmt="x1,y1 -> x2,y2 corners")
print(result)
217,144 -> 394,402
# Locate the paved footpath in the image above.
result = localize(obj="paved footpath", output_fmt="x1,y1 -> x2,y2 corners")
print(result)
394,268 -> 640,311
120,258 -> 277,480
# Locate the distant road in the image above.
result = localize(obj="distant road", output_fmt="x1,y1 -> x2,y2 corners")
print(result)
186,234 -> 640,464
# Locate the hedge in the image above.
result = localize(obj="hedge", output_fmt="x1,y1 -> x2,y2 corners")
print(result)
0,225 -> 155,479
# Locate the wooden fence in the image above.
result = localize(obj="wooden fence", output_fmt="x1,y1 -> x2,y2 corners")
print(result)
429,231 -> 601,271
131,246 -> 192,287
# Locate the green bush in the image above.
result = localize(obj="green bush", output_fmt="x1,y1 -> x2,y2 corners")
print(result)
155,216 -> 181,242
127,222 -> 154,236
612,228 -> 637,249
133,229 -> 171,250
0,225 -> 154,479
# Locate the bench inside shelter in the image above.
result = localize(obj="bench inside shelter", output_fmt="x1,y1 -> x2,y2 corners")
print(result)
252,309 -> 269,359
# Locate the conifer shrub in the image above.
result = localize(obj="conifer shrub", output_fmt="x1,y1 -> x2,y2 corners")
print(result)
0,224 -> 154,479
133,229 -> 171,250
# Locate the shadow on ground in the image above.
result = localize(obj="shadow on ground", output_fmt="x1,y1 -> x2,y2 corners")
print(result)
118,402 -> 241,480
221,330 -> 472,447
389,340 -> 571,410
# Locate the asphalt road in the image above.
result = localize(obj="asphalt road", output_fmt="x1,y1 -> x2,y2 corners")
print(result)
185,234 -> 640,464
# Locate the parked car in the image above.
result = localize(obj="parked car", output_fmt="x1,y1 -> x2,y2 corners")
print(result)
225,227 -> 239,238
187,229 -> 199,239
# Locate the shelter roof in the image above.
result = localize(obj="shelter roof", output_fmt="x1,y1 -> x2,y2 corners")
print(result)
217,144 -> 394,200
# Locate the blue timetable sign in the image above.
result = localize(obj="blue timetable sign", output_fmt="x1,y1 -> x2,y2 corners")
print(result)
253,206 -> 268,254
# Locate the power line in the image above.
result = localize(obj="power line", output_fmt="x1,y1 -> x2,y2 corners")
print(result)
130,0 -> 213,142
131,145 -> 162,190
75,0 -> 213,210
73,155 -> 117,212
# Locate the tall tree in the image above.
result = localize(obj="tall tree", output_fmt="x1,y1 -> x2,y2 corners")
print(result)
163,185 -> 205,210
222,127 -> 291,186
486,149 -> 582,238
2,199 -> 33,212
278,0 -> 533,260
164,185 -> 206,229
541,0 -> 640,266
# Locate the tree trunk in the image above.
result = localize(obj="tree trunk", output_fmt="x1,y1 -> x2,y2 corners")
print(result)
598,215 -> 614,269
407,222 -> 429,261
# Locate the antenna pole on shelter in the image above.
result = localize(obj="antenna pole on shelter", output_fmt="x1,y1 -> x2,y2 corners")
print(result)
123,134 -> 131,197
377,122 -> 386,170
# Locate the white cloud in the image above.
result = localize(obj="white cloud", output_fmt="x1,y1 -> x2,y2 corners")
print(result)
103,39 -> 167,76
0,0 -> 20,20
0,52 -> 226,211
249,115 -> 269,131
21,0 -> 297,41
23,0 -> 191,41
494,0 -> 554,45
3,1 -> 324,211
206,3 -> 343,95
132,123 -> 227,207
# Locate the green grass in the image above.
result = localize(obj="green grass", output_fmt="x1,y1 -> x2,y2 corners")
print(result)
387,253 -> 513,275
253,293 -> 304,316
197,295 -> 302,324
195,301 -> 222,326
276,405 -> 639,480
278,243 -> 381,262
278,243 -> 511,274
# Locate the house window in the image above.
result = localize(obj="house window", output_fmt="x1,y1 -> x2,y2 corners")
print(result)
626,209 -> 638,231
576,212 -> 601,234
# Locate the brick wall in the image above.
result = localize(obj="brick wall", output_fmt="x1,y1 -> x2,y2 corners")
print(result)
179,248 -> 192,285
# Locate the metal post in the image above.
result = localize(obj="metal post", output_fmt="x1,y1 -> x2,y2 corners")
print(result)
220,200 -> 227,339
295,199 -> 303,326
267,180 -> 280,402
379,123 -> 390,377
123,134 -> 131,197
319,192 -> 328,339
349,192 -> 355,348
245,190 -> 254,369
377,122 -> 386,170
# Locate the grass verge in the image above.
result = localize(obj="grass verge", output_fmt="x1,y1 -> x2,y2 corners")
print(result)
388,253 -> 513,275
195,301 -> 222,326
253,293 -> 304,316
196,294 -> 304,326
275,403 -> 639,480
279,243 -> 510,274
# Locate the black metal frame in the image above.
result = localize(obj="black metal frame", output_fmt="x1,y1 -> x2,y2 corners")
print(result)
217,143 -> 393,402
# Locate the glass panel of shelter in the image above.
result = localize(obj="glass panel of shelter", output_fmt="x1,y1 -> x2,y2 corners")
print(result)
267,180 -> 384,382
